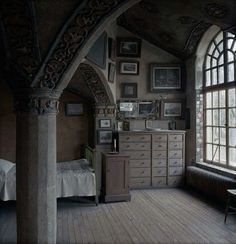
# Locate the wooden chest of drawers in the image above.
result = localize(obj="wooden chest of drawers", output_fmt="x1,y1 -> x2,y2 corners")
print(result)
119,131 -> 185,189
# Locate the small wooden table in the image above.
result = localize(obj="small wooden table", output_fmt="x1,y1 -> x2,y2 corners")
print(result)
101,153 -> 131,203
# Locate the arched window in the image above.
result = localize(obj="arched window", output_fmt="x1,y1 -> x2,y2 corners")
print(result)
203,31 -> 236,169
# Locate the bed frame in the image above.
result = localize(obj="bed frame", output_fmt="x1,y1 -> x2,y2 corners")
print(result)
83,145 -> 99,205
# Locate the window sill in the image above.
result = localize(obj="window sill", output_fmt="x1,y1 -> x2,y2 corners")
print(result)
195,162 -> 236,179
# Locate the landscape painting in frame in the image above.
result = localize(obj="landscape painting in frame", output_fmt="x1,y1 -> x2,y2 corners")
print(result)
163,101 -> 182,118
151,64 -> 181,91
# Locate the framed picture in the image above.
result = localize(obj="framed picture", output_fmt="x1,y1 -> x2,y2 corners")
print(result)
86,32 -> 107,69
120,61 -> 139,75
99,119 -> 111,128
97,130 -> 113,144
138,101 -> 159,118
116,37 -> 141,57
121,83 -> 137,98
108,63 -> 116,83
150,64 -> 181,91
65,103 -> 84,116
108,37 -> 116,61
162,101 -> 182,119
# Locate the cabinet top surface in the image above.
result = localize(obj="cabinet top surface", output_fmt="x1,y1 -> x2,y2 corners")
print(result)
119,130 -> 186,134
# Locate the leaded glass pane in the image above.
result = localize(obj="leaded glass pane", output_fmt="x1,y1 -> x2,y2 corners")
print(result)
227,63 -> 235,82
219,90 -> 225,107
218,66 -> 224,84
229,148 -> 236,167
212,68 -> 217,85
218,54 -> 224,65
206,92 -> 212,108
206,144 -> 212,161
227,38 -> 234,49
213,127 -> 219,143
212,58 -> 217,67
213,145 -> 219,162
208,42 -> 215,55
219,109 -> 226,126
227,51 -> 234,62
212,91 -> 218,108
206,70 -> 211,86
229,108 -> 236,126
220,128 -> 226,145
206,110 -> 212,125
215,32 -> 223,44
206,55 -> 211,69
206,127 -> 212,143
228,88 -> 236,107
229,128 -> 236,146
220,146 -> 226,164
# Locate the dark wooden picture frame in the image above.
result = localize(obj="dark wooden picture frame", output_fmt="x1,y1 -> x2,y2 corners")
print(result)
162,101 -> 183,119
150,64 -> 181,92
99,119 -> 111,128
121,83 -> 137,98
117,37 -> 141,57
65,103 -> 84,116
119,61 -> 139,75
108,63 -> 116,83
97,130 -> 113,144
138,101 -> 160,118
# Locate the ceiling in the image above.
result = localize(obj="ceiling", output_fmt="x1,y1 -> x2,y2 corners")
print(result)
117,0 -> 236,59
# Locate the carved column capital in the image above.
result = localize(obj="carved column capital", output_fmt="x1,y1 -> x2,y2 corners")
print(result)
14,88 -> 61,115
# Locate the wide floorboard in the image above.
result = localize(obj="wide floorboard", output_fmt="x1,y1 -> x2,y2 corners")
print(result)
1,189 -> 236,243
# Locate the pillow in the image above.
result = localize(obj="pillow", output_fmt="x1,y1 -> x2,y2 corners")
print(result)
0,158 -> 15,174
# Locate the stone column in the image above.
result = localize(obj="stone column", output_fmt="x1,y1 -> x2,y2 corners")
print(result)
15,89 -> 60,244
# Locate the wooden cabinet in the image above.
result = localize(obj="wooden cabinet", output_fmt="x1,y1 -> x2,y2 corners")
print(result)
102,153 -> 131,202
119,130 -> 185,189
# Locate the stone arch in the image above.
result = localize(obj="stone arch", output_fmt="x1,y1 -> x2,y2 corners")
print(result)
32,0 -> 140,92
78,61 -> 115,105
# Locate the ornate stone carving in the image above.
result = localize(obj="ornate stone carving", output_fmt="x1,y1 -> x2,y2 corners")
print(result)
95,105 -> 116,117
79,63 -> 112,105
1,0 -> 40,80
15,97 -> 59,115
184,21 -> 211,57
35,0 -> 127,89
204,3 -> 227,18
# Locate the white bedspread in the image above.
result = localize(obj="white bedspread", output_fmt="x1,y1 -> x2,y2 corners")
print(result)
0,159 -> 96,201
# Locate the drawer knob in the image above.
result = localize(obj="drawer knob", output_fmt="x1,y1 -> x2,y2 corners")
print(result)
174,137 -> 177,139
142,145 -> 145,147
158,145 -> 162,147
141,153 -> 144,156
174,161 -> 178,164
158,162 -> 161,164
127,145 -> 130,148
126,137 -> 130,140
141,171 -> 145,174
174,153 -> 177,155
141,181 -> 144,184
174,145 -> 177,147
141,162 -> 144,165
158,154 -> 161,156
141,137 -> 145,139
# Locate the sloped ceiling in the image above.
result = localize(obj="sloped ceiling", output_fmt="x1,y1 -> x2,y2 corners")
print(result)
117,0 -> 236,59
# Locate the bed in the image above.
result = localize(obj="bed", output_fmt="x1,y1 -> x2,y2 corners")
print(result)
0,145 -> 98,205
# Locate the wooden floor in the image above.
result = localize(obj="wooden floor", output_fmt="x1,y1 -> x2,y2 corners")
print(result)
1,189 -> 236,243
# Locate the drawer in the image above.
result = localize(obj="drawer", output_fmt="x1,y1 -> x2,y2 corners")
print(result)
130,168 -> 151,177
121,151 -> 150,160
168,134 -> 183,142
169,142 -> 183,150
168,176 -> 182,187
130,178 -> 151,188
152,167 -> 166,177
153,150 -> 167,158
152,177 -> 167,187
152,142 -> 167,150
152,134 -> 167,141
119,134 -> 150,142
169,158 -> 183,167
130,159 -> 150,168
168,150 -> 182,159
169,167 -> 183,176
120,142 -> 151,151
152,158 -> 167,167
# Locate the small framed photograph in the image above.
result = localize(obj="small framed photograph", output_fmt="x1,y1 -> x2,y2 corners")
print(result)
121,83 -> 137,98
117,37 -> 141,57
120,61 -> 139,75
97,130 -> 113,144
65,103 -> 84,116
99,119 -> 111,128
108,63 -> 116,83
162,101 -> 182,119
138,101 -> 159,118
150,64 -> 181,92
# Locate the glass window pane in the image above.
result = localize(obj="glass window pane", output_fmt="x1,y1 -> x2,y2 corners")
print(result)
213,49 -> 219,59
212,91 -> 218,108
209,42 -> 215,55
227,32 -> 235,38
219,90 -> 225,107
206,144 -> 212,161
232,42 -> 236,52
218,42 -> 223,52
206,70 -> 211,86
229,108 -> 236,126
229,128 -> 236,147
219,109 -> 225,126
229,148 -> 236,167
227,38 -> 234,49
227,51 -> 234,62
213,145 -> 219,162
220,146 -> 226,164
220,128 -> 226,145
213,110 -> 219,126
218,66 -> 224,84
212,58 -> 217,67
213,127 -> 219,143
206,127 -> 212,143
206,110 -> 212,125
212,68 -> 217,85
206,92 -> 212,108
228,88 -> 236,107
218,54 -> 224,65
228,63 -> 235,82
206,55 -> 211,69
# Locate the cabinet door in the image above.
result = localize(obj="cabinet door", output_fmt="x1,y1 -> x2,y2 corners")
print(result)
106,157 -> 129,195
